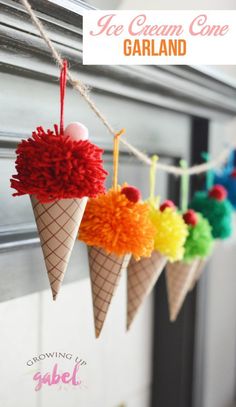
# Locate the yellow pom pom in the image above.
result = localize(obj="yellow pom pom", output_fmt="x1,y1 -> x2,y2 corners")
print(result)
149,206 -> 188,262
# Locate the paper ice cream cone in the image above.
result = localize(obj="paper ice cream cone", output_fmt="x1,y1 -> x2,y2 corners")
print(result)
166,259 -> 199,322
88,246 -> 131,338
127,250 -> 167,329
31,195 -> 87,300
189,258 -> 207,291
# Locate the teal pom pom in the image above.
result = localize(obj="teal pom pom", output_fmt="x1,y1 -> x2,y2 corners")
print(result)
214,173 -> 236,209
190,191 -> 233,239
183,213 -> 214,263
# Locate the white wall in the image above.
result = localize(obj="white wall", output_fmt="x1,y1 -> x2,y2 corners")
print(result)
0,275 -> 153,407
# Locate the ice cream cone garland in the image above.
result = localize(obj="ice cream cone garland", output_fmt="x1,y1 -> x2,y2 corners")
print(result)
166,160 -> 214,321
79,130 -> 155,337
127,156 -> 188,329
11,60 -> 108,300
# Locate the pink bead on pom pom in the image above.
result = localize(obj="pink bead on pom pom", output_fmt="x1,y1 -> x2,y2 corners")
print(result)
64,122 -> 89,141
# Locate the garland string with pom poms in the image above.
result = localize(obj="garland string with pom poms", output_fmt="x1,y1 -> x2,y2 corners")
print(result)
19,0 -> 236,177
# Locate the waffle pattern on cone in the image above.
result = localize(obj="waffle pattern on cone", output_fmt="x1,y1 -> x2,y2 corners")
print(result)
127,251 -> 167,329
166,260 -> 198,322
31,196 -> 87,300
88,246 -> 131,338
189,258 -> 207,291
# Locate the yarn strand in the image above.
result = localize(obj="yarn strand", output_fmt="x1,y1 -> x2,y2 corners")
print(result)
149,155 -> 158,201
59,60 -> 67,135
113,129 -> 125,191
180,160 -> 189,213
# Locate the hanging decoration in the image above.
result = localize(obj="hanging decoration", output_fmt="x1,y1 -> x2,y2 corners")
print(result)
182,211 -> 214,263
187,153 -> 234,291
6,0 -> 236,334
166,160 -> 214,322
190,152 -> 233,240
213,150 -> 236,209
79,131 -> 155,337
10,60 -> 108,300
126,156 -> 188,329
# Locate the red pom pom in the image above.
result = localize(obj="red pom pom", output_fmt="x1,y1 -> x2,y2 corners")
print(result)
121,186 -> 141,203
208,185 -> 227,201
11,126 -> 108,203
183,209 -> 198,226
160,200 -> 176,212
231,168 -> 236,178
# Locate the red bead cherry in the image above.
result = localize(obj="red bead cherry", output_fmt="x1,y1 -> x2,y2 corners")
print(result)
121,186 -> 141,203
183,209 -> 198,226
208,185 -> 227,201
231,168 -> 236,178
160,200 -> 176,212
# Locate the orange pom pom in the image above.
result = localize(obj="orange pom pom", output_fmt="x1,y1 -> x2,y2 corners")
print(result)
79,188 -> 155,259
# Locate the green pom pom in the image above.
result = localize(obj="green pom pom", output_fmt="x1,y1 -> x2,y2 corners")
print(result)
190,191 -> 233,239
183,213 -> 214,263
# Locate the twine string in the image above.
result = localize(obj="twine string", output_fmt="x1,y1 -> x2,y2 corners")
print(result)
20,0 -> 236,177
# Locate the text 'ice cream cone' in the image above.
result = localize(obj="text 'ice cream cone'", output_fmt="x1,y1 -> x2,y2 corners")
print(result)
79,131 -> 155,337
10,60 -> 108,299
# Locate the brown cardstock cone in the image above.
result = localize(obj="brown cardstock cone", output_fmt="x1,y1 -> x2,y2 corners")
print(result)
166,259 -> 199,322
31,195 -> 87,300
127,250 -> 167,330
189,258 -> 207,291
88,246 -> 131,338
